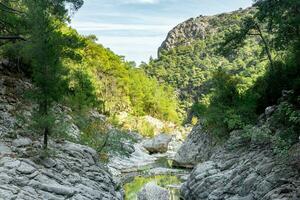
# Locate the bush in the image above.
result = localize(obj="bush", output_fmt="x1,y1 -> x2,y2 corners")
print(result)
136,120 -> 155,138
74,110 -> 137,161
269,101 -> 300,150
240,99 -> 300,155
194,69 -> 258,140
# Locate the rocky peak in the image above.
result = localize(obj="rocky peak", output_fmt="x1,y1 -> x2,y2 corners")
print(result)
158,16 -> 210,53
158,8 -> 254,55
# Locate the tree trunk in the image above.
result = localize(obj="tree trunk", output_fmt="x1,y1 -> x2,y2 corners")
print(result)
43,127 -> 49,149
98,133 -> 109,153
42,99 -> 49,149
0,36 -> 25,41
255,24 -> 274,70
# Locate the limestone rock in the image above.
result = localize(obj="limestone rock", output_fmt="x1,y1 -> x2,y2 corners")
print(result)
143,134 -> 172,154
12,137 -> 32,147
0,141 -> 122,200
17,162 -> 36,174
180,133 -> 300,200
0,142 -> 11,155
137,182 -> 169,200
173,123 -> 216,168
0,65 -> 122,199
158,8 -> 253,54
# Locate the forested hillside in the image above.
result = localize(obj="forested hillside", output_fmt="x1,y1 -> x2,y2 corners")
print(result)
143,0 -> 300,149
142,8 -> 266,120
0,0 -> 181,149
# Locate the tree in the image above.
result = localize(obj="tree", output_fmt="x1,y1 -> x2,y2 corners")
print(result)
219,16 -> 274,69
254,0 -> 300,50
24,0 -> 83,149
0,0 -> 26,46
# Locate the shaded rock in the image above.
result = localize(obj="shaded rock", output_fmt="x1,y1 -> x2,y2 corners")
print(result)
40,158 -> 57,168
289,143 -> 300,170
137,182 -> 169,200
265,106 -> 276,118
66,123 -> 81,140
143,134 -> 172,154
173,123 -> 216,168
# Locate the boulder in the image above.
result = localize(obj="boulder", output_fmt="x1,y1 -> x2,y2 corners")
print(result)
143,134 -> 172,153
0,142 -> 11,155
265,106 -> 276,118
17,162 -> 36,174
173,123 -> 216,168
12,137 -> 32,147
137,182 -> 169,200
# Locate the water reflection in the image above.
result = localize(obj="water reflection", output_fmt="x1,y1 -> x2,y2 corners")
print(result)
124,175 -> 182,200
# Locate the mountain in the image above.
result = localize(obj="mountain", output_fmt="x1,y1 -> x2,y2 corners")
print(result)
143,7 -> 265,121
159,8 -> 253,53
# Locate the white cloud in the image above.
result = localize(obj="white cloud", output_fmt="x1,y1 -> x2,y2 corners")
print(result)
120,0 -> 160,4
72,21 -> 172,32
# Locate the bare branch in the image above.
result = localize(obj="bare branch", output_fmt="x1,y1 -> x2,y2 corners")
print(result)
0,2 -> 24,14
0,36 -> 26,41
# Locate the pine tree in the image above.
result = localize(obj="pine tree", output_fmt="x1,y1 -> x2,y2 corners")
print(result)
25,0 -> 83,149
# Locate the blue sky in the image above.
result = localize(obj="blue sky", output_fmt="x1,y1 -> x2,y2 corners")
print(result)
71,0 -> 254,64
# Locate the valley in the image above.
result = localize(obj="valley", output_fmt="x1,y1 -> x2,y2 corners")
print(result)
1,0 -> 300,200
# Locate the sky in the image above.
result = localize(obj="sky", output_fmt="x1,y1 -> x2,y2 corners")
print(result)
71,0 -> 254,64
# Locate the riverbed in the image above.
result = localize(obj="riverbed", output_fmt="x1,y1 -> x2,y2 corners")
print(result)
108,140 -> 190,200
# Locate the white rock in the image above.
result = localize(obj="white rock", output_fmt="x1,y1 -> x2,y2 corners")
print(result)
12,137 -> 32,147
17,162 -> 36,174
137,182 -> 170,200
143,134 -> 172,154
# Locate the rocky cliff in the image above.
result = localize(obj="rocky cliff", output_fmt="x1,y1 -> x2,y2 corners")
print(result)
158,8 -> 252,54
0,63 -> 123,199
176,104 -> 300,200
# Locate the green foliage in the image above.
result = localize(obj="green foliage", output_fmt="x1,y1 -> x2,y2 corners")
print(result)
16,0 -> 84,148
242,125 -> 272,146
73,110 -> 109,154
30,109 -> 56,137
239,98 -> 300,156
120,115 -> 156,138
220,0 -> 300,150
144,0 -> 300,146
270,101 -> 300,148
128,69 -> 180,122
64,35 -> 181,123
74,110 -> 137,160
254,0 -> 300,50
0,0 -> 181,151
142,9 -> 267,125
136,121 -> 155,138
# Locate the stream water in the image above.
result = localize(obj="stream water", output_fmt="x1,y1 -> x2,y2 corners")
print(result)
124,175 -> 182,200
123,157 -> 187,200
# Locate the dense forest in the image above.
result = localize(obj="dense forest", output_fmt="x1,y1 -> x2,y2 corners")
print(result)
0,0 -> 300,153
